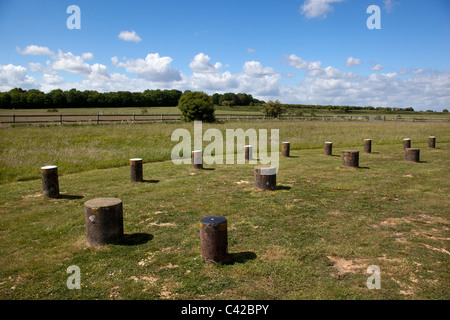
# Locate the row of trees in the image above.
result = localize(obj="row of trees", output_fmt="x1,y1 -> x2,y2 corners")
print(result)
0,88 -> 183,109
211,92 -> 264,106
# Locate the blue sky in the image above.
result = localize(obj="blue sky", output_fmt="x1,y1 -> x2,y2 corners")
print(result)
0,0 -> 449,110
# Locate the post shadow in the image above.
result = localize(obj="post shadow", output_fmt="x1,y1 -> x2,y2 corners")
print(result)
223,251 -> 257,265
56,194 -> 84,200
142,179 -> 160,183
120,233 -> 153,246
275,185 -> 292,191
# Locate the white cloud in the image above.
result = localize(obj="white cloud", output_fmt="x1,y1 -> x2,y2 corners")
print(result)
51,50 -> 92,75
17,45 -> 53,56
114,53 -> 181,82
283,54 -> 322,70
383,0 -> 399,13
118,30 -> 142,43
242,61 -> 277,77
0,64 -> 38,91
189,53 -> 221,73
370,64 -> 384,71
345,57 -> 363,67
300,0 -> 345,19
82,52 -> 95,60
247,48 -> 256,53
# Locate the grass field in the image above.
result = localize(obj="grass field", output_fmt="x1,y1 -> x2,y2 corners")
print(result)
0,120 -> 449,300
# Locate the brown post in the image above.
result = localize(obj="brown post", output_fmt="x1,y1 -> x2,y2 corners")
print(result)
130,158 -> 143,182
364,139 -> 372,154
200,216 -> 228,264
324,141 -> 332,156
192,150 -> 203,169
342,150 -> 359,168
254,166 -> 277,190
428,136 -> 436,149
282,142 -> 290,157
245,145 -> 252,161
403,138 -> 411,150
405,148 -> 420,163
41,165 -> 60,198
84,198 -> 124,246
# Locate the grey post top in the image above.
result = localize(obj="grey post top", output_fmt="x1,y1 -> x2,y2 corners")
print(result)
200,216 -> 227,227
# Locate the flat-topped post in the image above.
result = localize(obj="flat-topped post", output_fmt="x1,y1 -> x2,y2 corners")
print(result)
254,166 -> 277,190
324,142 -> 332,156
281,142 -> 290,157
200,216 -> 228,264
84,198 -> 124,246
130,158 -> 143,182
403,138 -> 411,150
428,136 -> 436,149
405,148 -> 420,163
245,145 -> 252,161
342,150 -> 359,168
41,165 -> 59,198
192,150 -> 203,169
364,139 -> 372,154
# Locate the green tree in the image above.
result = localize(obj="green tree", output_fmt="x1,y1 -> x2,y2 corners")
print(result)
262,100 -> 286,117
177,91 -> 215,122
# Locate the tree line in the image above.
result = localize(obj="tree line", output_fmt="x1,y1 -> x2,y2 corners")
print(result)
0,88 -> 183,109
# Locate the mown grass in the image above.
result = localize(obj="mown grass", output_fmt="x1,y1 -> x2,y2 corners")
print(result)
0,121 -> 449,300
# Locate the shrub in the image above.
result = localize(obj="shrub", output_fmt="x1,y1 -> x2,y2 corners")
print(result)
177,91 -> 215,122
262,100 -> 286,117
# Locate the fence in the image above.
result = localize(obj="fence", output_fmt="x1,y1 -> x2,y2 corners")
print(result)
0,113 -> 372,125
384,116 -> 449,122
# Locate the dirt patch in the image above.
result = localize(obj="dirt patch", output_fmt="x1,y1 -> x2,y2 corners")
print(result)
328,256 -> 369,278
235,180 -> 250,185
148,222 -> 177,227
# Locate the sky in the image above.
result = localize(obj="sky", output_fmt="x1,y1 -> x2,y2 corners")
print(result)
0,0 -> 449,110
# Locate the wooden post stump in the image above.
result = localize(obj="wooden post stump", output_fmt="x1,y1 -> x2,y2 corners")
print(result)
403,138 -> 411,150
200,216 -> 228,264
192,150 -> 203,169
364,139 -> 372,154
84,198 -> 124,246
282,142 -> 290,157
324,142 -> 332,156
245,145 -> 252,161
41,165 -> 60,198
405,148 -> 420,163
130,158 -> 143,182
254,166 -> 277,190
428,136 -> 436,149
342,150 -> 359,168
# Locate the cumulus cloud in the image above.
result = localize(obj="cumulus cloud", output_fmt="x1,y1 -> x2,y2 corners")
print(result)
283,54 -> 322,70
114,53 -> 181,82
16,45 -> 53,56
242,61 -> 277,77
51,50 -> 92,75
345,57 -> 363,67
0,64 -> 38,90
118,30 -> 142,43
300,0 -> 345,19
82,52 -> 95,60
370,64 -> 384,71
189,53 -> 222,73
247,48 -> 256,53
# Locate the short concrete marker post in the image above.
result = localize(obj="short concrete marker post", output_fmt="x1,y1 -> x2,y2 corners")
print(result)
200,216 -> 228,264
403,138 -> 411,150
405,148 -> 420,163
428,136 -> 436,149
245,145 -> 252,161
324,142 -> 332,156
84,198 -> 124,246
130,158 -> 143,182
254,165 -> 277,191
342,150 -> 359,168
41,165 -> 60,198
192,150 -> 203,169
364,139 -> 372,154
282,142 -> 290,157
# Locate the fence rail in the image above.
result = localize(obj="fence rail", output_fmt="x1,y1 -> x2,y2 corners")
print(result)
2,113 -> 448,125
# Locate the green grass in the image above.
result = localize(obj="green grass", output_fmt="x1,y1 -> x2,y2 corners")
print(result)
0,121 -> 449,300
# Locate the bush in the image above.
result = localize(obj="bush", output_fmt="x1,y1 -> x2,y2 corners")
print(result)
177,91 -> 215,122
262,100 -> 286,117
